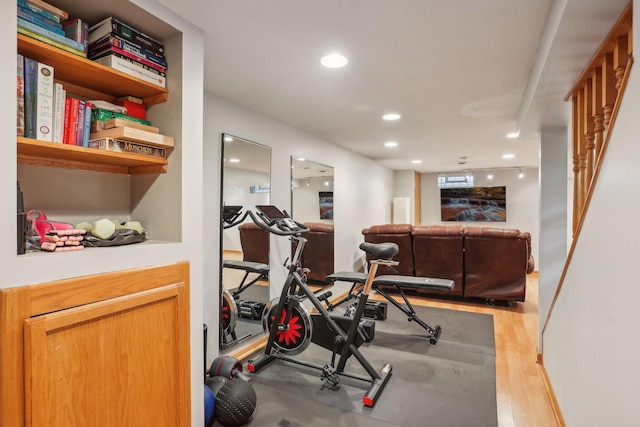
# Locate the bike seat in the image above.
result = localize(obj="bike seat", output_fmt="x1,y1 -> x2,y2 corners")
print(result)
359,242 -> 399,260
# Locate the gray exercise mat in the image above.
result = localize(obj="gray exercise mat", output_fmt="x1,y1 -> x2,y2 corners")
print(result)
246,305 -> 497,427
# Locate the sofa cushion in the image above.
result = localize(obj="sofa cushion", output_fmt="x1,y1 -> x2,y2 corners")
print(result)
362,224 -> 414,276
463,226 -> 529,301
411,225 -> 464,296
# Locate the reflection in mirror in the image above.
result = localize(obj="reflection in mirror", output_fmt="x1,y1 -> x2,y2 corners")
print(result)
291,157 -> 334,285
220,134 -> 271,350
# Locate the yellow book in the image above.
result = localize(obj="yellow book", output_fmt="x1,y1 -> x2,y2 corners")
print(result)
90,118 -> 160,134
17,28 -> 86,58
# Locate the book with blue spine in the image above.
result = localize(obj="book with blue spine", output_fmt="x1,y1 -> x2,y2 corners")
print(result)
23,0 -> 68,19
82,102 -> 93,147
17,0 -> 61,23
75,100 -> 86,146
18,17 -> 85,52
17,6 -> 65,35
23,57 -> 38,139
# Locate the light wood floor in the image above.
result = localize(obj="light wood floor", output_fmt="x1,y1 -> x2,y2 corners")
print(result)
222,253 -> 557,426
367,274 -> 558,427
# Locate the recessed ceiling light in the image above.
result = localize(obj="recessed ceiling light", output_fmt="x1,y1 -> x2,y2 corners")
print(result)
487,173 -> 494,180
506,132 -> 520,139
411,159 -> 422,164
502,153 -> 515,159
223,136 -> 234,142
384,141 -> 398,147
382,113 -> 401,121
229,158 -> 240,163
321,53 -> 348,68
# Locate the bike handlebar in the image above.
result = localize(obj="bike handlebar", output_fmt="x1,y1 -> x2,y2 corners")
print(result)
222,207 -> 310,236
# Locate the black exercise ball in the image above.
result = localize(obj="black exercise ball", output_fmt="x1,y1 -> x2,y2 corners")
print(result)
215,379 -> 257,426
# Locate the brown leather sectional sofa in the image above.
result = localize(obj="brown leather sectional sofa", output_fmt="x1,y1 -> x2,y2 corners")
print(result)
362,224 -> 535,303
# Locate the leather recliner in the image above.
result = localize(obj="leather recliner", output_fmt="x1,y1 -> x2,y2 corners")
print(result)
412,224 -> 465,297
463,226 -> 532,301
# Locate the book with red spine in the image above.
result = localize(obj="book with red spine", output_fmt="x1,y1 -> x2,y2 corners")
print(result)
62,97 -> 71,143
65,97 -> 80,145
91,44 -> 166,74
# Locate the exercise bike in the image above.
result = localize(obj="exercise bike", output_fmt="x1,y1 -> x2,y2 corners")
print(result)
240,205 -> 393,407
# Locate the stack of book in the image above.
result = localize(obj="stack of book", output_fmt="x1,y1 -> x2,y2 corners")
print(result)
88,119 -> 174,159
88,16 -> 167,88
17,53 -> 154,149
17,52 -> 93,145
17,0 -> 88,57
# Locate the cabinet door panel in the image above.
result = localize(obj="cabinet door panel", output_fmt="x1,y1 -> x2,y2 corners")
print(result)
24,284 -> 188,427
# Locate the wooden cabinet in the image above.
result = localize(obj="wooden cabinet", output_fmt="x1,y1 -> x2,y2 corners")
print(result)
0,262 -> 191,427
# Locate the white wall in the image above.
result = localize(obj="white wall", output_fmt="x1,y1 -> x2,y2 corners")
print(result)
538,127 -> 568,352
292,178 -> 335,223
543,3 -> 640,424
420,167 -> 540,263
203,94 -> 394,364
222,167 -> 270,251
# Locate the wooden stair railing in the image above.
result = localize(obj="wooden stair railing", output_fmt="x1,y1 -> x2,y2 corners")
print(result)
567,3 -> 632,234
543,3 -> 633,342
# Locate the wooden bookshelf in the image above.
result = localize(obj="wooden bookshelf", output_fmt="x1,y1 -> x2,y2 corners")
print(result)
17,34 -> 168,106
17,137 -> 168,174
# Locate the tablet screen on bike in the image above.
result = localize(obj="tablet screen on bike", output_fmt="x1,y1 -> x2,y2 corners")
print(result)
223,205 -> 243,222
255,205 -> 287,221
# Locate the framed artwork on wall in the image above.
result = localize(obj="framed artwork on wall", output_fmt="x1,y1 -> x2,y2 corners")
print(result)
440,186 -> 506,222
319,191 -> 333,219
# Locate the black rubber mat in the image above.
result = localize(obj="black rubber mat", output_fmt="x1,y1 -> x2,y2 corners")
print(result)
245,305 -> 497,427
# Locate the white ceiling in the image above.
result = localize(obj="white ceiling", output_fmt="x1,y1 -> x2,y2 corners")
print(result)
155,0 -> 631,173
